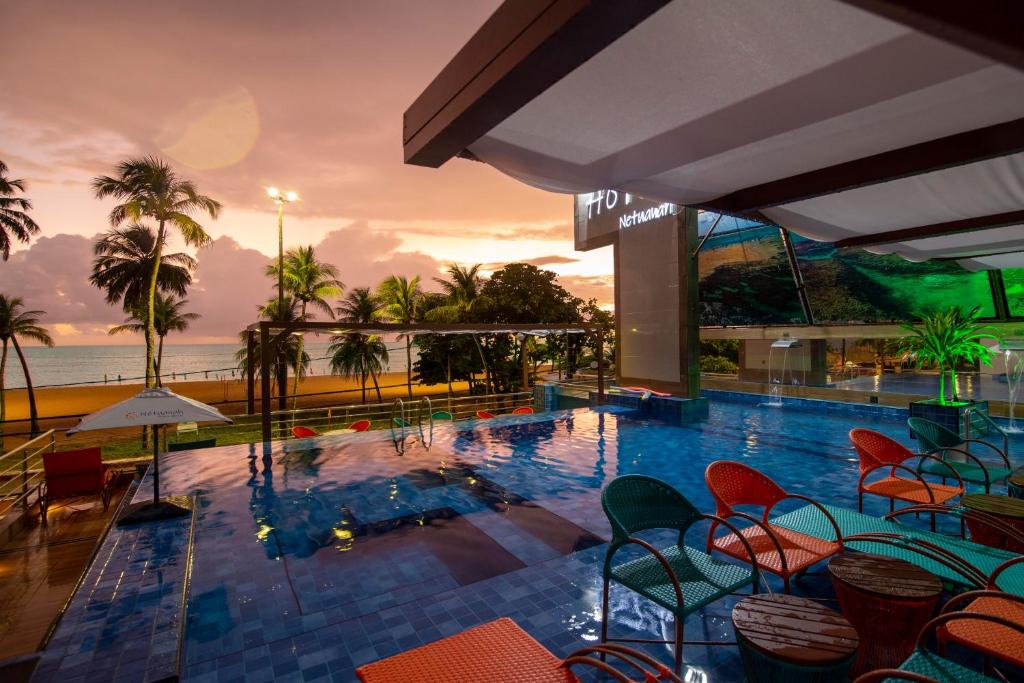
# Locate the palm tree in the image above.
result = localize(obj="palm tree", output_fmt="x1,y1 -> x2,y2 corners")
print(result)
331,288 -> 389,402
266,246 -> 343,406
0,160 -> 41,261
93,156 -> 220,388
428,263 -> 493,392
90,224 -> 195,309
377,275 -> 422,400
234,296 -> 309,398
108,294 -> 200,385
0,296 -> 54,443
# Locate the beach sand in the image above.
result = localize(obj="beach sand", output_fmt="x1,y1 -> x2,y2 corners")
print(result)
0,372 -> 473,450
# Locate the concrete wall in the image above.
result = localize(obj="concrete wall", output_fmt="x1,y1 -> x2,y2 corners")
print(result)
738,339 -> 829,385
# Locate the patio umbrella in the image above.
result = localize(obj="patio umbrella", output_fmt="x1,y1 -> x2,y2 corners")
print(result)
67,386 -> 232,524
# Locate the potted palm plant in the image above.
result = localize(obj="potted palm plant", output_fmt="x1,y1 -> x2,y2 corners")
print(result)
898,305 -> 1001,435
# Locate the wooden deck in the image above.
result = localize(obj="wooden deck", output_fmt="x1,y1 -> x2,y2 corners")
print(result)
0,484 -> 130,661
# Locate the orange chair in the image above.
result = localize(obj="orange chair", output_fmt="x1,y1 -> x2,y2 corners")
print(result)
40,447 -> 114,524
292,426 -> 318,438
475,410 -> 496,419
512,406 -> 534,415
356,617 -> 682,682
348,419 -> 371,432
849,429 -> 963,525
705,460 -> 842,592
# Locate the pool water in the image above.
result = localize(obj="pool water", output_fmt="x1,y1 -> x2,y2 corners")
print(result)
42,398 -> 1024,682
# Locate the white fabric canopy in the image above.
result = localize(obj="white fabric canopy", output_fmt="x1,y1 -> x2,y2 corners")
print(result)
68,387 -> 232,433
462,0 -> 1024,268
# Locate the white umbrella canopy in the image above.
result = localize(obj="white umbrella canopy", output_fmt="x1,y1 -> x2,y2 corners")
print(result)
68,386 -> 232,433
68,387 -> 233,524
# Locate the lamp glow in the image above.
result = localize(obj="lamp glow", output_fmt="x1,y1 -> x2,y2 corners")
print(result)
286,191 -> 298,202
266,186 -> 279,198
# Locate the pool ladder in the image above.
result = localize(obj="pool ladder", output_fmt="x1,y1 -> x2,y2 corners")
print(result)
390,397 -> 434,455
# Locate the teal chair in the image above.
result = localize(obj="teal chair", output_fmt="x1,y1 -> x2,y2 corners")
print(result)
909,417 -> 1011,493
168,438 -> 216,452
600,475 -> 758,674
852,610 -> 1023,682
393,416 -> 412,428
431,410 -> 453,421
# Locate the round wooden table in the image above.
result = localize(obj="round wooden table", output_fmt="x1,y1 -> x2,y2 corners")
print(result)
732,594 -> 858,682
962,493 -> 1024,553
828,553 -> 942,674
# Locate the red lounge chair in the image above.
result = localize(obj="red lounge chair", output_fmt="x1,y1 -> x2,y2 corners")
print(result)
356,617 -> 681,683
40,447 -> 114,524
850,429 -> 963,526
292,426 -> 318,438
475,410 -> 495,419
512,406 -> 534,415
705,460 -> 843,592
348,419 -> 371,432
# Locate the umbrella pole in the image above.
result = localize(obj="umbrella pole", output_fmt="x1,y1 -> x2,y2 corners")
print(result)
153,425 -> 160,504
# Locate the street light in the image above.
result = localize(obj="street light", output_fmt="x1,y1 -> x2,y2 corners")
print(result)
266,187 -> 299,317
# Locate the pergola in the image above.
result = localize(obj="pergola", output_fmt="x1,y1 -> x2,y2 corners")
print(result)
404,1 -> 1024,268
243,321 -> 605,443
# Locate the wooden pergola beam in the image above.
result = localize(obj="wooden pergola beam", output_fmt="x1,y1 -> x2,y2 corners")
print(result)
403,0 -> 671,167
699,118 -> 1024,215
834,209 -> 1024,249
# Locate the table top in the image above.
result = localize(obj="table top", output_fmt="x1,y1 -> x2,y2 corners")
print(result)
962,494 -> 1024,519
732,594 -> 858,666
828,553 -> 942,599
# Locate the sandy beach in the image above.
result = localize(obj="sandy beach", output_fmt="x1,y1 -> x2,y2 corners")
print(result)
0,372 -> 473,450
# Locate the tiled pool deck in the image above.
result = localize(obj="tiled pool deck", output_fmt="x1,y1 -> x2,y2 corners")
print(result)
32,397 -> 1024,682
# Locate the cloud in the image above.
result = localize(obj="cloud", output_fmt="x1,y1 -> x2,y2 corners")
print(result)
480,254 -> 579,271
558,275 -> 615,306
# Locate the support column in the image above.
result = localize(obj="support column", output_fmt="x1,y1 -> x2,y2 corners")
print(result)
246,330 -> 256,415
679,207 -> 700,398
260,324 -> 272,445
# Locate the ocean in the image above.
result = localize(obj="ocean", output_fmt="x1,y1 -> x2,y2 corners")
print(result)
1,339 -> 412,390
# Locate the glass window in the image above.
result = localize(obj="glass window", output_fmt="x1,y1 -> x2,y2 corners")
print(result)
698,216 -> 806,326
1004,268 -> 1024,318
792,236 -> 996,322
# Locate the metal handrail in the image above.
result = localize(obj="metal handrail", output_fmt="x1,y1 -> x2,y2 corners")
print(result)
0,429 -> 56,513
963,406 -> 1009,456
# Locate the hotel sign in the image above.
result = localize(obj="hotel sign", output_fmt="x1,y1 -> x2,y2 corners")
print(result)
574,190 -> 681,251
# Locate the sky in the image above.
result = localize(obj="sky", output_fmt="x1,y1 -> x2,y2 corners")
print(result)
0,0 -> 613,345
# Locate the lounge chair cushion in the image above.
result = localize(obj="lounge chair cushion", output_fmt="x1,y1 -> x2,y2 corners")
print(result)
610,544 -> 753,614
712,525 -> 840,575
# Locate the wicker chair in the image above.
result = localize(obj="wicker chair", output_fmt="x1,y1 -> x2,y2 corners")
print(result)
292,426 -> 318,438
907,417 -> 1011,494
850,429 -> 964,528
601,475 -> 758,674
348,419 -> 372,432
475,410 -> 496,419
853,611 -> 1022,682
705,460 -> 843,592
512,406 -> 534,414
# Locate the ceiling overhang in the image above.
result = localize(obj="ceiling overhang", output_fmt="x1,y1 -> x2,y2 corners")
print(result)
405,0 -> 1024,269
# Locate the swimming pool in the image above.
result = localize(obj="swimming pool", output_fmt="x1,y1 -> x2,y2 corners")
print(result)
34,396 -> 1024,683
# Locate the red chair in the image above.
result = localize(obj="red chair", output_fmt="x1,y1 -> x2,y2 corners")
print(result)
348,419 -> 371,432
40,447 -> 114,524
475,410 -> 496,419
705,460 -> 843,592
512,406 -> 534,415
849,429 -> 963,526
292,426 -> 318,438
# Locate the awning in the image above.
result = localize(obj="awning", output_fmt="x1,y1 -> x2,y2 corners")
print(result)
405,0 -> 1024,268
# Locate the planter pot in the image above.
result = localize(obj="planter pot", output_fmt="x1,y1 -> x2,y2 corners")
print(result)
909,398 -> 988,440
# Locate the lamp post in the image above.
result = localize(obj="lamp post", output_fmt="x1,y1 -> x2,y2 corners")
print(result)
266,188 -> 298,417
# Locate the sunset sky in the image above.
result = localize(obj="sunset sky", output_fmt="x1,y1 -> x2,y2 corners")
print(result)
0,0 -> 613,345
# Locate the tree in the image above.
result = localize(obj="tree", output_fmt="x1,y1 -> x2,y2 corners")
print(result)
427,263 -> 493,392
235,296 -> 309,396
0,295 -> 54,443
109,294 -> 199,385
93,156 -> 220,389
267,246 -> 343,406
0,160 -> 41,261
377,275 -> 422,400
90,224 -> 195,310
330,287 -> 389,403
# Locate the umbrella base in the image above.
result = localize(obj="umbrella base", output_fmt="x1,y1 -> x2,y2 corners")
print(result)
116,495 -> 194,526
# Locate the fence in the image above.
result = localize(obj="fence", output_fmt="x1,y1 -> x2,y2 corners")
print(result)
0,430 -> 55,519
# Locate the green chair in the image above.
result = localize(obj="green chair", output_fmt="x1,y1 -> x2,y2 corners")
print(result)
601,474 -> 758,674
168,438 -> 216,452
853,611 -> 1022,682
908,417 -> 1011,493
393,416 -> 412,428
431,410 -> 454,421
